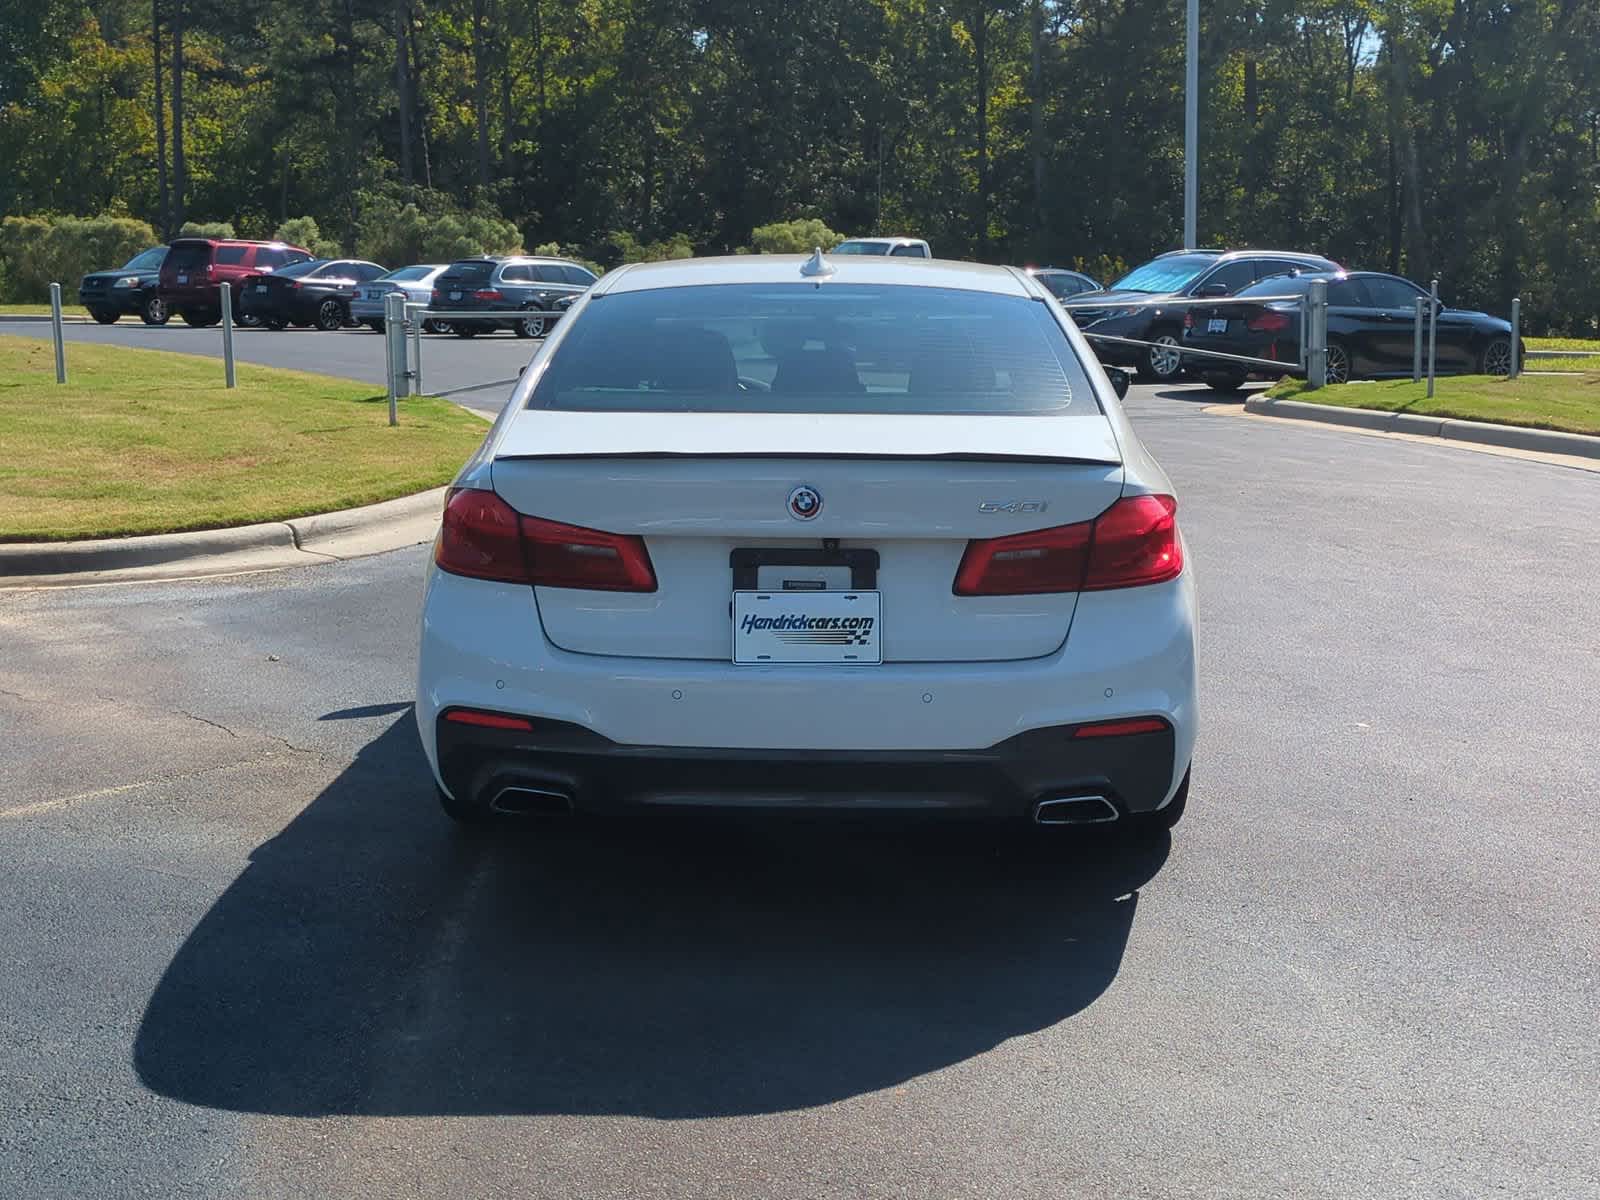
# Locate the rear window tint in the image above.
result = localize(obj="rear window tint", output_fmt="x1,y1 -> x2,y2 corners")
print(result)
215,245 -> 249,265
166,243 -> 210,271
441,261 -> 495,285
276,259 -> 327,279
531,283 -> 1098,416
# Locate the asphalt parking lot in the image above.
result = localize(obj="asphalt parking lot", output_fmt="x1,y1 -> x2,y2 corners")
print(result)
0,317 -> 530,415
3,379 -> 1599,1196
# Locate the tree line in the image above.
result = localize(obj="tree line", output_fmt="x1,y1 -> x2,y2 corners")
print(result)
1,0 -> 1596,332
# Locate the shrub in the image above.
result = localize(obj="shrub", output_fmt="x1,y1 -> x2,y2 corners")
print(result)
531,242 -> 604,276
602,230 -> 695,267
273,216 -> 340,258
177,220 -> 235,239
749,218 -> 844,255
354,189 -> 523,268
0,214 -> 158,301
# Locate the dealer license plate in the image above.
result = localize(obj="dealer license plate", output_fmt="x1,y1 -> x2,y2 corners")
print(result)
733,591 -> 881,665
1207,317 -> 1228,334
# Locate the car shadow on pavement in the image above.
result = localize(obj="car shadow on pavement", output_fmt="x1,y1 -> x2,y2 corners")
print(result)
134,716 -> 1168,1119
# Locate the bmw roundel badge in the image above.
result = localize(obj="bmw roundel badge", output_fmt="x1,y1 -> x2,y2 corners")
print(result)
787,485 -> 823,521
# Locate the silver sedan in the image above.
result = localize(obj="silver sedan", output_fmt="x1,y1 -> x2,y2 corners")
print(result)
349,264 -> 453,333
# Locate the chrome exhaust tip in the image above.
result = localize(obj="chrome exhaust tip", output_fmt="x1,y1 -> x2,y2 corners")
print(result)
489,785 -> 574,816
1033,794 -> 1120,826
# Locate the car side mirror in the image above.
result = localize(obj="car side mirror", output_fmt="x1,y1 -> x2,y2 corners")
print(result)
1106,367 -> 1131,400
1195,282 -> 1229,298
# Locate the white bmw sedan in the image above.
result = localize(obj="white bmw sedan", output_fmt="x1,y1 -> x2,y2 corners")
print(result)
416,253 -> 1197,833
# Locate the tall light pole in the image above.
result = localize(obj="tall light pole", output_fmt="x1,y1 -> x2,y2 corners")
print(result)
1184,0 -> 1198,248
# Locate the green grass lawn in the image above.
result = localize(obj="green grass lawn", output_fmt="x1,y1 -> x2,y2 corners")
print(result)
1527,335 -> 1600,352
0,304 -> 57,317
1528,354 -> 1600,373
0,335 -> 488,541
1265,372 -> 1600,437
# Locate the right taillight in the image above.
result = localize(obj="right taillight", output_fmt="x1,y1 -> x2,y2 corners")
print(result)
435,488 -> 656,592
953,494 -> 1182,596
1247,309 -> 1291,333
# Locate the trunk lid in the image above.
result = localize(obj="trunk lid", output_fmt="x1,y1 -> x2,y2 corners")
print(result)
490,410 -> 1124,663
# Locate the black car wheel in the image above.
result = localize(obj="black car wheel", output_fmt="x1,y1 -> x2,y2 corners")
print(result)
89,307 -> 119,325
453,326 -> 478,339
1205,371 -> 1249,393
1480,337 -> 1512,377
180,310 -> 219,327
367,319 -> 385,334
235,312 -> 262,329
1325,341 -> 1352,384
1143,330 -> 1184,382
140,294 -> 170,325
515,309 -> 551,339
422,319 -> 453,335
314,298 -> 345,332
266,318 -> 288,331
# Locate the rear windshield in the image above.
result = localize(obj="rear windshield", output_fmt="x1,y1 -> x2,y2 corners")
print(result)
166,242 -> 211,271
531,283 -> 1098,416
440,261 -> 495,284
276,259 -> 328,279
1236,275 -> 1321,299
1109,254 -> 1217,294
832,241 -> 891,256
381,266 -> 436,282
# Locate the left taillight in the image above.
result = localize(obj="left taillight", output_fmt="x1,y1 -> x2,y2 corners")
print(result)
435,488 -> 656,592
953,494 -> 1183,596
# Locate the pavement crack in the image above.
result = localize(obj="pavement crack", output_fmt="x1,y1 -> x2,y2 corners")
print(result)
268,734 -> 319,756
177,709 -> 241,739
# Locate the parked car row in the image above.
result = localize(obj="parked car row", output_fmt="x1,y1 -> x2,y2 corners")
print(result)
1042,246 -> 1521,390
76,240 -> 597,338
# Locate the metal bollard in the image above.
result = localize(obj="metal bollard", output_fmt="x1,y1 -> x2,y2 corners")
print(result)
1426,279 -> 1439,399
1412,298 -> 1425,383
1509,297 -> 1520,379
220,282 -> 237,388
409,304 -> 423,396
1306,280 -> 1328,389
383,290 -> 405,425
49,282 -> 66,383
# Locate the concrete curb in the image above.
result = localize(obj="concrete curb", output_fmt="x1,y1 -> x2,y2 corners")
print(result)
0,314 -> 92,324
1243,396 -> 1600,461
0,487 -> 447,588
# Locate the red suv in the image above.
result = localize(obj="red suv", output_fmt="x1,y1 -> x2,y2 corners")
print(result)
158,238 -> 313,326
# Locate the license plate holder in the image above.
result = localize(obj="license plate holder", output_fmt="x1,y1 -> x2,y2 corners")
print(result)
1207,317 -> 1228,334
449,290 -> 462,301
733,590 -> 881,665
176,274 -> 188,285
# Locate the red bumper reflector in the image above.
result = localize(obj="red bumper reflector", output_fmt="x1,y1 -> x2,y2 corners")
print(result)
443,709 -> 535,731
1072,717 -> 1169,739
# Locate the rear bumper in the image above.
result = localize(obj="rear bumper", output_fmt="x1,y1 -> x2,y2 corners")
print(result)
416,564 -> 1198,814
434,711 -> 1179,820
1180,335 -> 1295,376
159,284 -> 220,312
238,292 -> 306,321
